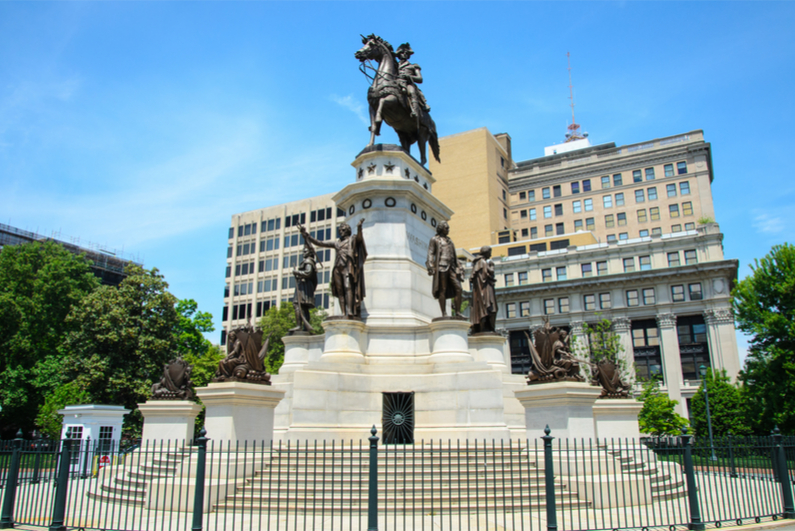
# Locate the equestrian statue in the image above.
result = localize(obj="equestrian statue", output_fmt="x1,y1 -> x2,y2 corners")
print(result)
355,34 -> 440,166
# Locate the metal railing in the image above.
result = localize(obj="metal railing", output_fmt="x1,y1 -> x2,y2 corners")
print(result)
0,428 -> 792,531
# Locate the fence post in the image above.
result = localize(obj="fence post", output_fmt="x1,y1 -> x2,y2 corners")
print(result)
727,432 -> 737,478
30,431 -> 41,485
367,426 -> 379,531
773,427 -> 795,518
681,428 -> 704,531
48,439 -> 72,531
191,428 -> 209,531
0,431 -> 24,529
80,437 -> 91,479
542,425 -> 557,531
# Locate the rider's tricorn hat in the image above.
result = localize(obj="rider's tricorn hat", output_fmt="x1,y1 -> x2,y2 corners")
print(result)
396,43 -> 414,56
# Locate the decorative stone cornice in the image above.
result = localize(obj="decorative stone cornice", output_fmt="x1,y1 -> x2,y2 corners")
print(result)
569,320 -> 585,334
703,308 -> 734,325
612,317 -> 632,332
656,313 -> 677,329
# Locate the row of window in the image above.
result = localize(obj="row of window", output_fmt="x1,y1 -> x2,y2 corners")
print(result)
520,213 -> 696,241
517,181 -> 691,220
226,249 -> 334,280
525,250 -> 698,283
222,293 -> 333,328
515,162 -> 689,203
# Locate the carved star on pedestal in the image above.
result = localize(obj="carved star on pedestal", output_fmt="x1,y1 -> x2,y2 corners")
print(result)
367,163 -> 377,174
384,162 -> 395,173
358,168 -> 364,180
404,168 -> 410,179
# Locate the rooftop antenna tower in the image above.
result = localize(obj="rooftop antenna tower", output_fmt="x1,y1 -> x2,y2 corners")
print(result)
565,52 -> 586,143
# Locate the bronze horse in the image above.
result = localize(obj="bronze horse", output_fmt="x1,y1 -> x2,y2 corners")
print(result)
355,35 -> 440,166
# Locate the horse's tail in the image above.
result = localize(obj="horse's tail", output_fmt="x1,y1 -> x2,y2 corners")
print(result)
429,124 -> 441,164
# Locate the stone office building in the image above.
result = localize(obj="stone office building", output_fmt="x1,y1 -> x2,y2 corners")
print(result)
429,128 -> 740,418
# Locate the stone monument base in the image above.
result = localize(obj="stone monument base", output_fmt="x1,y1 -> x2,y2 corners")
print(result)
592,398 -> 643,439
196,382 -> 285,443
138,400 -> 203,444
514,381 -> 602,439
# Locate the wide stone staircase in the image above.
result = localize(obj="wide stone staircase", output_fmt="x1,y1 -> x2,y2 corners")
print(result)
604,445 -> 687,501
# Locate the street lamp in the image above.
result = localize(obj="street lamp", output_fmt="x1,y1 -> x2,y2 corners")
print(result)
700,364 -> 717,461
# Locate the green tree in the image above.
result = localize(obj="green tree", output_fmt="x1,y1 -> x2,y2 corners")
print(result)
637,379 -> 689,436
258,303 -> 325,373
60,265 -> 178,436
733,243 -> 795,434
0,241 -> 99,435
579,317 -> 630,381
689,368 -> 752,438
175,299 -> 215,358
35,381 -> 92,438
184,344 -> 224,389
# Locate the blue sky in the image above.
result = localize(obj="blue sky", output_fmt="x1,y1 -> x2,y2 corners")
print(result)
2,2 -> 794,358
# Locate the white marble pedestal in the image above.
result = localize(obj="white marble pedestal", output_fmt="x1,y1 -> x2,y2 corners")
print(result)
196,382 -> 285,443
592,398 -> 643,440
514,381 -> 602,439
138,400 -> 203,444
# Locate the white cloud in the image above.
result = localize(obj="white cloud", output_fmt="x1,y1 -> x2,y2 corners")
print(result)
330,93 -> 369,125
752,211 -> 785,234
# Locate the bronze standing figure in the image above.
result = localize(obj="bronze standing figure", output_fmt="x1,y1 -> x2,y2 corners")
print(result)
299,219 -> 367,319
426,221 -> 463,317
289,241 -> 319,334
355,34 -> 440,166
469,246 -> 498,334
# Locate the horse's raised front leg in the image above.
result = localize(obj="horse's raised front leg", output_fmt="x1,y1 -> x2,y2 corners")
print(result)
373,97 -> 386,137
368,102 -> 378,146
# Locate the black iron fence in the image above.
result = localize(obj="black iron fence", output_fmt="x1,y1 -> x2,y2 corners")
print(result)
0,428 -> 792,531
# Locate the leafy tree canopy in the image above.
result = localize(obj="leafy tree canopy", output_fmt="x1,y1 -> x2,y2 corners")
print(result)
733,243 -> 795,434
637,379 -> 689,436
35,381 -> 92,439
0,241 -> 99,435
175,298 -> 214,358
258,303 -> 325,374
690,368 -> 752,437
60,265 -> 178,436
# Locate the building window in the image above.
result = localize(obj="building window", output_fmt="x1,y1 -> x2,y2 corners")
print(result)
581,263 -> 593,277
601,176 -> 611,189
617,212 -> 627,226
647,187 -> 658,201
583,294 -> 596,311
503,190 -> 507,201
638,209 -> 647,223
529,209 -> 537,221
571,182 -> 580,194
613,173 -> 623,186
671,285 -> 685,302
531,227 -> 538,238
498,232 -> 511,244
586,217 -> 595,231
554,204 -> 563,216
542,187 -> 551,199
633,170 -> 642,183
584,199 -> 593,211
225,266 -> 231,278
607,234 -> 617,243
572,200 -> 582,213
669,204 -> 680,218
664,164 -> 674,177
603,195 -> 613,208
596,261 -> 608,276
667,252 -> 680,267
605,214 -> 615,228
520,301 -> 530,317
520,210 -> 527,219
633,320 -> 662,380
544,299 -> 555,315
645,167 -> 655,181
519,191 -> 526,200
558,297 -> 570,313
553,185 -> 562,197
667,184 -> 677,197
678,315 -> 709,381
506,303 -> 517,318
626,290 -> 639,306
542,268 -> 552,282
623,258 -> 635,272
521,228 -> 528,237
545,224 -> 553,237
615,193 -> 625,206
650,207 -> 660,221
639,229 -> 649,237
639,255 -> 651,271
642,288 -> 656,305
672,224 -> 682,232
689,283 -> 703,300
503,208 -> 507,218
556,266 -> 567,280
635,190 -> 645,203
685,222 -> 696,230
651,227 -> 662,236
556,223 -> 565,235
682,202 -> 693,216
544,206 -> 552,218
504,273 -> 514,287
574,219 -> 583,231
518,272 -> 528,285
582,179 -> 592,192
599,292 -> 612,309
680,182 -> 690,195
228,227 -> 235,239
528,190 -> 536,202
677,161 -> 688,175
